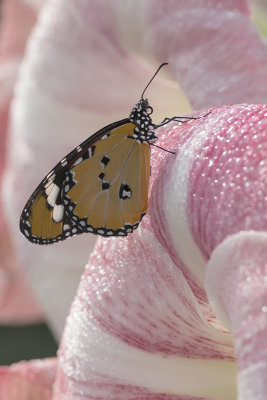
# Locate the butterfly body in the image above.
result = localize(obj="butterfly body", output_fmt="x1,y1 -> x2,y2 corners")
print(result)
20,99 -> 158,244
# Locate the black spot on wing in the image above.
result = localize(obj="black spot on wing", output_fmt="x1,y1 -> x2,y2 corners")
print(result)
119,183 -> 132,199
102,181 -> 110,190
100,155 -> 110,167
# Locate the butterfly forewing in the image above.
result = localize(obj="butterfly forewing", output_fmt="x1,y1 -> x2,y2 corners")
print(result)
20,119 -> 130,243
20,119 -> 150,243
63,122 -> 150,236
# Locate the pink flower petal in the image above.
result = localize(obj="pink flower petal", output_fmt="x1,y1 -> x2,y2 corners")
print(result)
54,103 -> 266,397
0,358 -> 56,400
54,231 -> 236,398
17,0 -> 267,110
206,231 -> 267,400
0,0 -> 44,322
156,104 -> 266,260
145,0 -> 267,107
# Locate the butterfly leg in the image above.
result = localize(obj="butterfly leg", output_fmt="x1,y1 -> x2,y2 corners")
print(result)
156,112 -> 211,128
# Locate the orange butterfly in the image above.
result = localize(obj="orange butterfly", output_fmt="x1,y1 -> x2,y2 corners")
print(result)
20,63 -> 206,244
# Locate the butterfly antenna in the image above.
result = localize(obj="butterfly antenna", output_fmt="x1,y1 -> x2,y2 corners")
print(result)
141,62 -> 168,100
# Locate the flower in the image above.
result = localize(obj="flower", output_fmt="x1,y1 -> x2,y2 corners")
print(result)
1,0 -> 267,399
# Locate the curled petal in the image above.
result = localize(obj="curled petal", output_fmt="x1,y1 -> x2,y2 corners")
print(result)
206,231 -> 267,400
154,104 -> 267,261
55,103 -> 266,397
55,232 -> 237,398
113,0 -> 267,107
0,0 -> 43,322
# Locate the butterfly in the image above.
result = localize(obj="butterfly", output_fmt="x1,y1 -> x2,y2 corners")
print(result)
20,63 -> 207,244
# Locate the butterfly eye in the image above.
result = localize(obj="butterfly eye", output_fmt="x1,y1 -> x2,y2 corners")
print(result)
146,106 -> 153,115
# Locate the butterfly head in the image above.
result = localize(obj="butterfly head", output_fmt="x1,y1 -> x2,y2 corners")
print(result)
129,98 -> 153,123
129,63 -> 169,141
129,98 -> 155,125
139,98 -> 153,115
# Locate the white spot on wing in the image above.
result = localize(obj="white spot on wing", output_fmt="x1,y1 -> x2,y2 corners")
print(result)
73,157 -> 83,166
122,190 -> 131,198
101,135 -> 108,140
47,184 -> 60,207
47,171 -> 55,180
60,158 -> 67,167
52,204 -> 64,222
45,179 -> 55,192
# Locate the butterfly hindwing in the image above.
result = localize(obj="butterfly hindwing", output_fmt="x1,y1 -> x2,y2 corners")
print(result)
19,119 -> 150,243
63,122 -> 150,236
